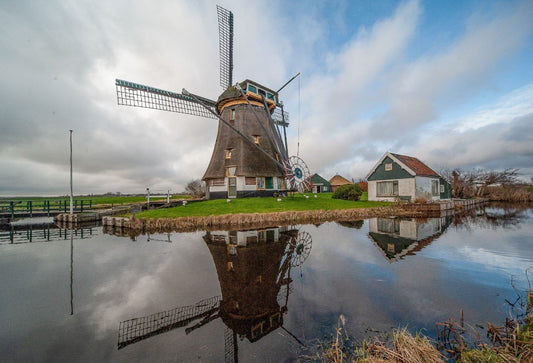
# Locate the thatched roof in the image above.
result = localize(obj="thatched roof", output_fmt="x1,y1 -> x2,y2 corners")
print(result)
203,102 -> 285,180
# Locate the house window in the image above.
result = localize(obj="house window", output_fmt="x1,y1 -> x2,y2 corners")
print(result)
432,180 -> 439,196
440,185 -> 445,193
385,163 -> 392,171
256,177 -> 265,189
226,167 -> 236,176
225,149 -> 232,159
378,218 -> 400,233
377,181 -> 398,196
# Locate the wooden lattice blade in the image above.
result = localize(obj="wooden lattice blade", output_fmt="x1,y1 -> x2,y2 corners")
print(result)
115,79 -> 217,119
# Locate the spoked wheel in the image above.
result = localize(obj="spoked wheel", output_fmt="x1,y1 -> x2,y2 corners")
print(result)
290,231 -> 312,267
284,155 -> 311,193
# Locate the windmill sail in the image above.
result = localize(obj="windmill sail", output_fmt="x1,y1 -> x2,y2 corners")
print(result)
116,79 -> 217,119
117,295 -> 221,349
217,5 -> 234,89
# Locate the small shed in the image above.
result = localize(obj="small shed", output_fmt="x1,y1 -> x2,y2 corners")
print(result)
366,152 -> 447,202
308,174 -> 331,193
329,174 -> 352,192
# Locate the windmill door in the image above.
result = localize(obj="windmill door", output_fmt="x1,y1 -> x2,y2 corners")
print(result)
228,177 -> 237,198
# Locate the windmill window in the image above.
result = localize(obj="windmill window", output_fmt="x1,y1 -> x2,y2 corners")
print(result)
385,163 -> 393,171
256,177 -> 265,189
267,92 -> 275,101
226,167 -> 236,176
225,149 -> 232,159
230,108 -> 235,121
248,84 -> 257,93
258,88 -> 266,97
440,185 -> 445,193
253,135 -> 260,144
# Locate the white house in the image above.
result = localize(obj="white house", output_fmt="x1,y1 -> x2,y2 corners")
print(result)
366,152 -> 449,202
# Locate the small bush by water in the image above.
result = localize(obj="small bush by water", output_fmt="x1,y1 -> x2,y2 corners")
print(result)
332,185 -> 364,201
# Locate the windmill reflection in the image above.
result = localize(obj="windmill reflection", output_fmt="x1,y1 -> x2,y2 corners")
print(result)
117,226 -> 312,361
368,216 -> 453,261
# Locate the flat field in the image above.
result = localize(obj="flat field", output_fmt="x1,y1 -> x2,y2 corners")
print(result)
135,192 -> 391,218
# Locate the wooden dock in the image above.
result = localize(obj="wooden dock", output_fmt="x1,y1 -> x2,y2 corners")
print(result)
399,198 -> 487,216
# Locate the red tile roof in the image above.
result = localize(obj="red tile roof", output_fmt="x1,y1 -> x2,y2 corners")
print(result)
390,153 -> 439,177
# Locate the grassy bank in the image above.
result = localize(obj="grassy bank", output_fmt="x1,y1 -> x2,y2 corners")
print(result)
134,192 -> 391,218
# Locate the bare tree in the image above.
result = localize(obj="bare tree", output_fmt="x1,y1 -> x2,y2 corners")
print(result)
446,168 -> 520,198
185,179 -> 205,198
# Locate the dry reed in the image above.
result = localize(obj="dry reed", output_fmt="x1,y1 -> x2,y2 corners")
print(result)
119,206 -> 420,234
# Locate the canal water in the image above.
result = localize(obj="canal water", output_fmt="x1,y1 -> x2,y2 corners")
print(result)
1,204 -> 532,362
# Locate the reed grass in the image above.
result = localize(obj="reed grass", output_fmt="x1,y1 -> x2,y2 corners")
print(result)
121,205 -> 416,233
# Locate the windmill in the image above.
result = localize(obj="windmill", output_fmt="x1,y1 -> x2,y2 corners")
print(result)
117,227 -> 312,362
115,5 -> 310,199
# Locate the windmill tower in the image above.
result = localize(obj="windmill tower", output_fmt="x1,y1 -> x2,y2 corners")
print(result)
115,5 -> 310,199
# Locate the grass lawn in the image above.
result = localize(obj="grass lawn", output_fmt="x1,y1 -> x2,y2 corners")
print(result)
135,192 -> 391,218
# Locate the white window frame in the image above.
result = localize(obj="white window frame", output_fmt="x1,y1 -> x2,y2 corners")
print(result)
377,180 -> 398,196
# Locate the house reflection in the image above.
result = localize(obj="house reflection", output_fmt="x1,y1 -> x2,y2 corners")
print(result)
368,216 -> 453,261
117,226 -> 312,360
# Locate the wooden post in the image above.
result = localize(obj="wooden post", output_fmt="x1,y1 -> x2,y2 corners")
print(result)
69,130 -> 73,215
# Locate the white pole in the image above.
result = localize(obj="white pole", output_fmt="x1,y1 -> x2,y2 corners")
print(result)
146,187 -> 150,208
69,130 -> 73,215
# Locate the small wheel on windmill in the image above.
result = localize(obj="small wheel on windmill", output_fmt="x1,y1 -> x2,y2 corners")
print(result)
285,156 -> 311,193
290,231 -> 312,267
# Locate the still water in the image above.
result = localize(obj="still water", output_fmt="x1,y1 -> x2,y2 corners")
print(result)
1,204 -> 532,362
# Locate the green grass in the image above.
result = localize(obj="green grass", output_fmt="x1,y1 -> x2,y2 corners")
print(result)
135,192 -> 391,218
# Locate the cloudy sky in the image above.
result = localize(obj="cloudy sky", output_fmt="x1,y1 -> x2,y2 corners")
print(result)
1,0 -> 532,196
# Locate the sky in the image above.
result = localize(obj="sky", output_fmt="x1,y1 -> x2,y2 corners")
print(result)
1,0 -> 532,196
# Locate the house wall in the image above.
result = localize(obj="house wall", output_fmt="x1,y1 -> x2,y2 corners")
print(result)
207,176 -> 285,199
368,178 -> 415,202
367,156 -> 412,181
440,177 -> 452,199
414,176 -> 440,201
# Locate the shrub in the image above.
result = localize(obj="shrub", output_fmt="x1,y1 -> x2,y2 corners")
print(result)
332,184 -> 363,201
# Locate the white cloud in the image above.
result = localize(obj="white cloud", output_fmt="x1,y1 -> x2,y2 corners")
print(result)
1,0 -> 532,194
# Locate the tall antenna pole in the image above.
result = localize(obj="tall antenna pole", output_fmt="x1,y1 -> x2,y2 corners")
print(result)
69,130 -> 73,215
